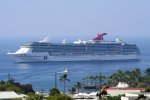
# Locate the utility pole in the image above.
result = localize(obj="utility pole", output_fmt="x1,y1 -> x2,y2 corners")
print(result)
41,88 -> 44,94
99,72 -> 102,90
55,72 -> 57,89
8,73 -> 10,81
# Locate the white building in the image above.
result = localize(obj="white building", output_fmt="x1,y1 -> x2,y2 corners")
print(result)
102,82 -> 144,96
0,91 -> 26,100
121,92 -> 150,100
70,92 -> 99,100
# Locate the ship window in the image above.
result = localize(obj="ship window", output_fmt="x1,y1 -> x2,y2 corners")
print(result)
44,56 -> 47,60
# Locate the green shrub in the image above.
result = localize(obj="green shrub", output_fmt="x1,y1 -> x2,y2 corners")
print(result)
0,80 -> 34,94
47,94 -> 74,100
26,92 -> 43,100
145,87 -> 150,92
0,80 -> 5,84
49,88 -> 60,96
0,84 -> 7,91
108,95 -> 121,100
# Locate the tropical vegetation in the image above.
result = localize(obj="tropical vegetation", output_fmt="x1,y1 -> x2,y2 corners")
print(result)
49,88 -> 60,96
74,82 -> 81,94
26,92 -> 43,100
46,88 -> 74,100
1,67 -> 150,100
46,94 -> 74,100
68,87 -> 76,95
82,68 -> 150,88
0,79 -> 34,94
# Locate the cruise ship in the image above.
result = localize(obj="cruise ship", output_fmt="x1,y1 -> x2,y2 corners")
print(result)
7,33 -> 140,62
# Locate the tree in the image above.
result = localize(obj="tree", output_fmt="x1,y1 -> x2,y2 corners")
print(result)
7,78 -> 15,85
97,90 -> 108,99
145,87 -> 150,92
68,87 -> 76,95
107,68 -> 142,87
74,82 -> 81,95
20,84 -> 35,94
89,75 -> 94,85
82,77 -> 86,86
0,80 -> 5,84
60,74 -> 70,93
144,68 -> 150,76
109,95 -> 121,100
49,88 -> 60,96
108,70 -> 125,86
133,68 -> 141,81
26,92 -> 43,100
0,80 -> 34,94
95,75 -> 107,88
129,68 -> 142,87
144,68 -> 150,86
47,94 -> 73,100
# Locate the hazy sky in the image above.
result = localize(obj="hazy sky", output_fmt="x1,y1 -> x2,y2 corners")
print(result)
0,0 -> 150,42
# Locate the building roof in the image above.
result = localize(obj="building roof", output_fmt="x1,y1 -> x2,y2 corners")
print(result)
0,91 -> 24,99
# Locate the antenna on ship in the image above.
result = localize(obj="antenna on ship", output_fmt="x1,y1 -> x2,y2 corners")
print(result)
62,39 -> 67,44
39,36 -> 49,43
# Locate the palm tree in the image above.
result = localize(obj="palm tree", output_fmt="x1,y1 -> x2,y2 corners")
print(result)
124,70 -> 132,84
68,87 -> 76,95
98,90 -> 108,99
60,74 -> 70,93
74,82 -> 82,95
49,88 -> 60,96
145,68 -> 150,76
95,75 -> 106,88
130,68 -> 141,87
82,77 -> 86,86
89,75 -> 94,86
108,70 -> 126,86
144,68 -> 150,86
93,76 -> 97,86
134,68 -> 141,81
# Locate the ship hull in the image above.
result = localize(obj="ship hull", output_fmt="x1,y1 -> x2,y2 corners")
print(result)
13,54 -> 140,63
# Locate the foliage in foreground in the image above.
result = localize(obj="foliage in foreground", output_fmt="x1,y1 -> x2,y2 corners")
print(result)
26,92 -> 43,100
46,94 -> 74,100
145,86 -> 150,92
108,95 -> 121,100
49,88 -> 60,96
97,90 -> 108,100
0,79 -> 34,94
68,87 -> 76,95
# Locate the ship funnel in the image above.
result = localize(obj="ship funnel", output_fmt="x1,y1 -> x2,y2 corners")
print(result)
93,33 -> 107,41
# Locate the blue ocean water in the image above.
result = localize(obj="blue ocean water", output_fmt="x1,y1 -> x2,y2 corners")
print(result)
0,38 -> 150,93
